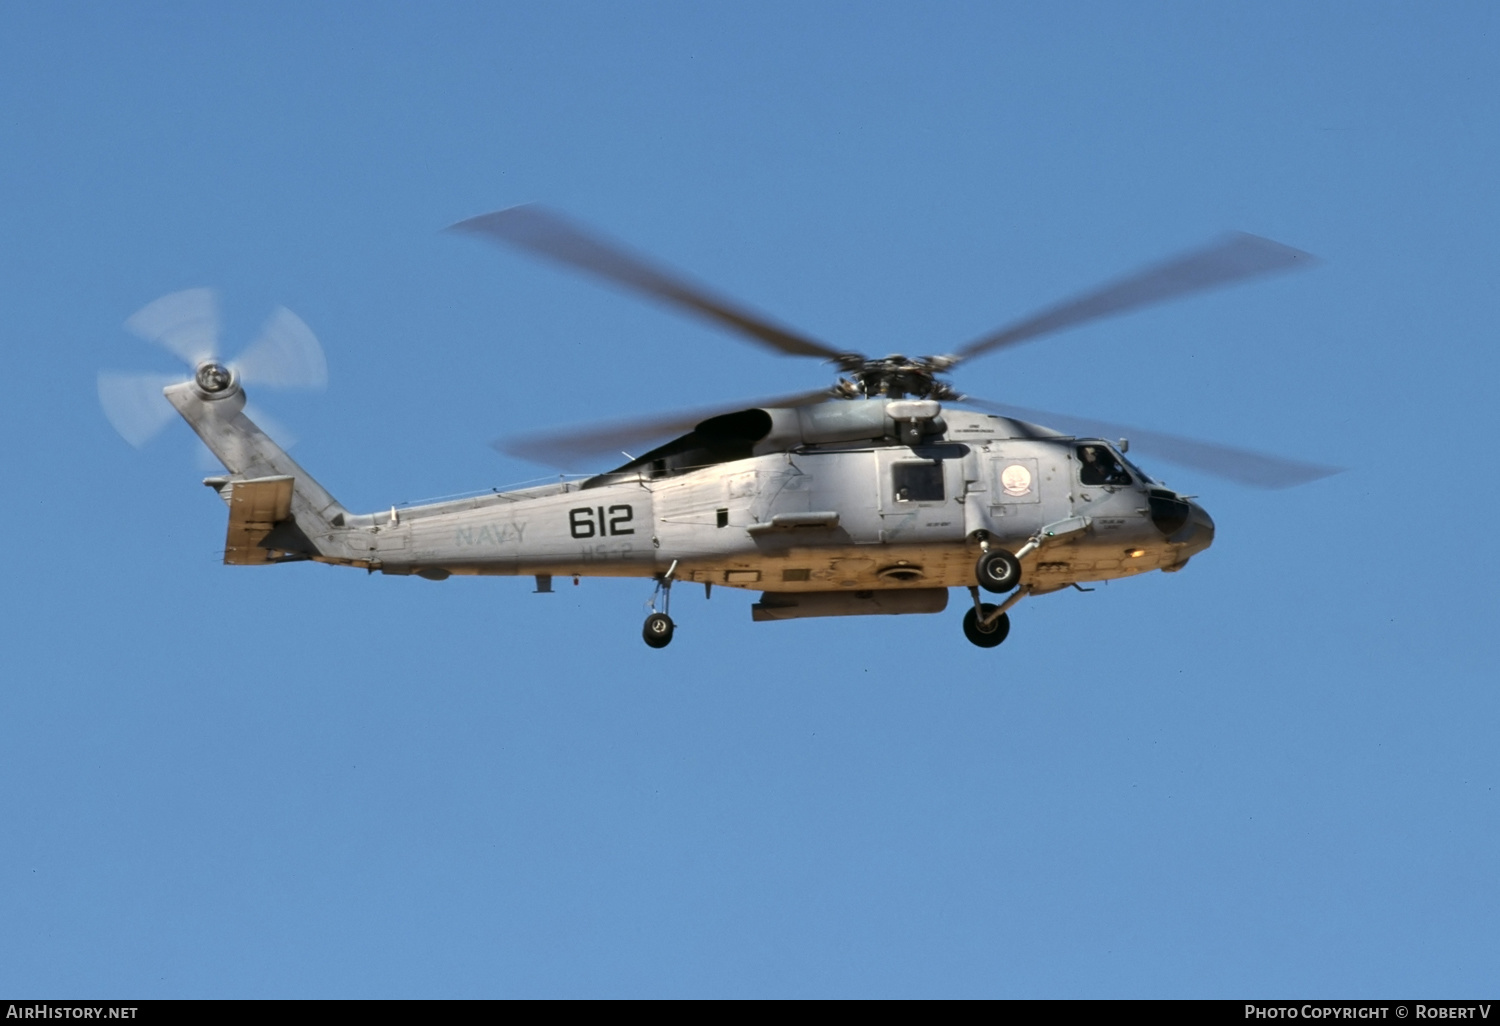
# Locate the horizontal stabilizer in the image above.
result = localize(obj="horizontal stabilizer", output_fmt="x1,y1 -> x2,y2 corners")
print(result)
221,475 -> 294,565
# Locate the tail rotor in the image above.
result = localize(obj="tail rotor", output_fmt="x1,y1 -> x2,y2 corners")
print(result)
99,288 -> 327,449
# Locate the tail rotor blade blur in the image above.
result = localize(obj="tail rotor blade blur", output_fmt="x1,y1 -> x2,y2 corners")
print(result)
241,401 -> 297,448
107,291 -> 325,451
959,397 -> 1341,489
953,233 -> 1317,363
98,371 -> 181,447
232,307 -> 327,389
124,288 -> 220,366
449,205 -> 848,361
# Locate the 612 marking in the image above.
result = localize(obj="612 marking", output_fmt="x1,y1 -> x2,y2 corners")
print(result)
569,504 -> 635,539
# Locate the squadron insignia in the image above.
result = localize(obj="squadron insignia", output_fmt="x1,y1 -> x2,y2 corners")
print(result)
1000,464 -> 1033,497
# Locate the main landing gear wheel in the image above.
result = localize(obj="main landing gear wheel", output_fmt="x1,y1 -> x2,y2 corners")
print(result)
963,605 -> 1011,648
643,612 -> 675,649
975,549 -> 1022,594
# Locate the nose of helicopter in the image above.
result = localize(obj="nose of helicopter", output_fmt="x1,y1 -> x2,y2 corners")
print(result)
1181,499 -> 1216,556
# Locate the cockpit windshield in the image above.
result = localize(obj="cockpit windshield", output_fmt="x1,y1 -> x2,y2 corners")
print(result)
1120,453 -> 1156,485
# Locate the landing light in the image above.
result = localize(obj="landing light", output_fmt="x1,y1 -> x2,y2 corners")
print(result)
1127,549 -> 1146,558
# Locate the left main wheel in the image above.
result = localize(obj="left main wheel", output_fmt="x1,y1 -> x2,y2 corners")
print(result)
643,612 -> 675,649
963,605 -> 1010,648
975,549 -> 1022,593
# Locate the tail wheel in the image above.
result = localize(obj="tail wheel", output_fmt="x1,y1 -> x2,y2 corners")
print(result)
643,612 -> 675,649
963,606 -> 1010,648
975,549 -> 1022,594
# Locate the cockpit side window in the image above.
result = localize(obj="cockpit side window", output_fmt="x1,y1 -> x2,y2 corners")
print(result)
892,461 -> 944,502
1076,443 -> 1133,486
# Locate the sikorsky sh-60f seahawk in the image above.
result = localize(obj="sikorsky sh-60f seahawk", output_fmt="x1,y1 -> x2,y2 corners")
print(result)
99,207 -> 1338,649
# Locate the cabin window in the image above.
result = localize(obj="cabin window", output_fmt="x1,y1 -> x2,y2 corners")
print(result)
1076,444 -> 1133,486
892,462 -> 944,502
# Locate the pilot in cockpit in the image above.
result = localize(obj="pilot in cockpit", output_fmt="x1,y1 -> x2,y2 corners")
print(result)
1078,444 -> 1132,486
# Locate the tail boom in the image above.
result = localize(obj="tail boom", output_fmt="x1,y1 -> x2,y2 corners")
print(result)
165,381 -> 350,565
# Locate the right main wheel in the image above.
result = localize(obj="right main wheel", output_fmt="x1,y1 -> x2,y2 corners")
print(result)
963,605 -> 1011,648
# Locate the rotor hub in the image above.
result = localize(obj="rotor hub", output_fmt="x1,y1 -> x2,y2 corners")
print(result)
194,361 -> 234,394
833,354 -> 960,401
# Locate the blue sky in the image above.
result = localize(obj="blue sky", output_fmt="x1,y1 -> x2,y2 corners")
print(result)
2,1 -> 1497,998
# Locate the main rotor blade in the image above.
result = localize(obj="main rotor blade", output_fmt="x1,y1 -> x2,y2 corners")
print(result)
953,233 -> 1317,363
959,397 -> 1341,489
232,307 -> 328,389
98,371 -> 181,447
125,288 -> 220,366
495,388 -> 836,468
449,205 -> 848,361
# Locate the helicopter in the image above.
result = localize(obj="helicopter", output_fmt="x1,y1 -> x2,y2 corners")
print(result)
99,206 -> 1338,649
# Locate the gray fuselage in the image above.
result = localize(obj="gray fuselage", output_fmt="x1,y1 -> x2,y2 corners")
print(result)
323,407 -> 1214,597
